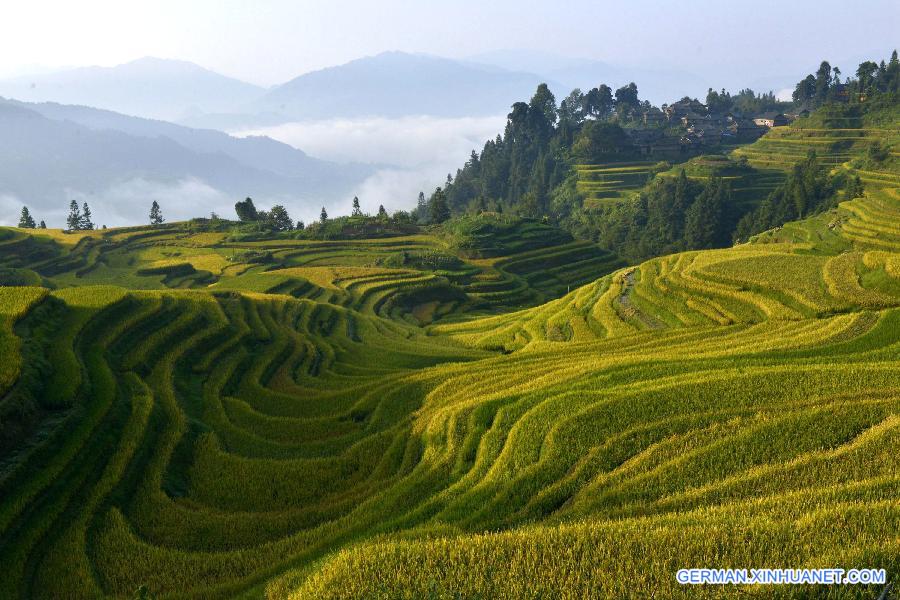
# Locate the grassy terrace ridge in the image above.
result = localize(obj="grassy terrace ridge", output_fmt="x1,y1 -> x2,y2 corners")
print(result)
575,161 -> 662,206
0,108 -> 899,598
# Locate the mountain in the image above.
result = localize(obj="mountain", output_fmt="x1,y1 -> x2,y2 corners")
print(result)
249,51 -> 553,121
469,49 -> 710,105
0,57 -> 265,121
0,99 -> 373,226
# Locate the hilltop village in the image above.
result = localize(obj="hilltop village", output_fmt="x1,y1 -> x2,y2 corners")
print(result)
629,97 -> 794,157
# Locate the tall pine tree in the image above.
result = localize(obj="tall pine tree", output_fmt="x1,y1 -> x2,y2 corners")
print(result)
149,201 -> 164,225
429,188 -> 451,224
80,203 -> 94,230
18,206 -> 36,228
66,200 -> 81,231
416,192 -> 428,224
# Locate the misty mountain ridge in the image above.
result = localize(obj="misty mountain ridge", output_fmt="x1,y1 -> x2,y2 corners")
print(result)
0,98 -> 373,226
1,51 -> 782,129
0,57 -> 265,121
244,51 -> 555,122
468,49 -> 713,105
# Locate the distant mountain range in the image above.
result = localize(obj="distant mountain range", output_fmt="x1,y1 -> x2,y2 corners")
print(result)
0,57 -> 265,122
180,52 -> 554,130
0,51 -> 802,227
0,52 -> 728,131
0,51 -> 816,131
0,98 -> 373,226
256,52 -> 551,119
467,49 -> 710,105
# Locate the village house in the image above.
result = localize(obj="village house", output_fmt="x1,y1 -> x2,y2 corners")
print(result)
642,106 -> 666,126
752,112 -> 790,128
627,128 -> 682,157
664,98 -> 708,122
728,119 -> 767,142
680,111 -> 707,128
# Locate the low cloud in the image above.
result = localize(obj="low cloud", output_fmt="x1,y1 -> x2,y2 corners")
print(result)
66,177 -> 237,227
0,193 -> 26,226
2,178 -> 236,229
4,116 -> 509,228
234,114 -> 507,216
776,88 -> 794,102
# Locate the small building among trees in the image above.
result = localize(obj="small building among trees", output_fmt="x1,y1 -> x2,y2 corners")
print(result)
752,112 -> 790,128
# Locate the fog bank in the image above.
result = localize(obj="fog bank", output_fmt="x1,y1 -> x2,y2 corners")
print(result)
233,114 -> 506,217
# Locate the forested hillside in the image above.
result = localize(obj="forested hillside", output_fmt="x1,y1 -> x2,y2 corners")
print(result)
429,52 -> 899,262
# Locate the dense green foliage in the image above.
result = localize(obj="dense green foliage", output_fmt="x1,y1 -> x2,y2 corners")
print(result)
734,151 -> 837,241
566,170 -> 736,261
792,51 -> 899,107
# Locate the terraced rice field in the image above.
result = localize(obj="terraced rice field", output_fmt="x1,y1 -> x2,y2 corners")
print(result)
734,122 -> 900,178
1,117 -> 898,597
575,162 -> 659,206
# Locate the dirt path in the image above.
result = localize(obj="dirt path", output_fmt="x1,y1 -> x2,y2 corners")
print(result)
617,268 -> 665,329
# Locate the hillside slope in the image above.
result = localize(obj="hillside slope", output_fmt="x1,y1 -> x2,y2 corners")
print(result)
0,109 -> 897,598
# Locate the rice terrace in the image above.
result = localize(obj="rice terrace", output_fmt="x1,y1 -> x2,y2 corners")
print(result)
1,4 -> 899,599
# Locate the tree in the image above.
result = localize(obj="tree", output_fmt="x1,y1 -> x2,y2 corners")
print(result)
814,60 -> 832,101
887,50 -> 900,93
296,220 -> 305,231
39,220 -> 46,229
529,83 -> 558,127
429,187 -> 451,224
559,88 -> 585,125
80,203 -> 94,230
66,200 -> 81,231
149,201 -> 164,225
792,74 -> 816,104
572,122 -> 633,161
320,206 -> 328,225
269,205 -> 293,231
18,206 -> 36,228
416,191 -> 428,224
856,61 -> 879,93
377,204 -> 388,219
392,210 -> 413,223
705,88 -> 732,113
845,174 -> 864,200
583,85 -> 613,119
614,82 -> 640,117
597,84 -> 614,116
683,178 -> 730,249
235,197 -> 258,221
351,196 -> 362,216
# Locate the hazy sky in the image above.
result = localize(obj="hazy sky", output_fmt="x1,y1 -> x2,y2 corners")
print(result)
1,0 -> 897,84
